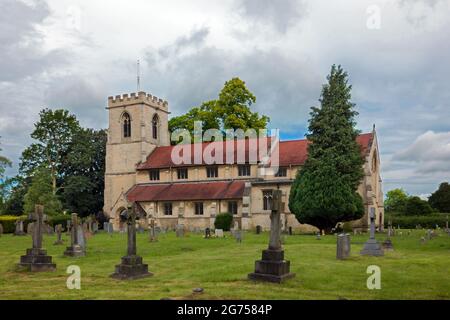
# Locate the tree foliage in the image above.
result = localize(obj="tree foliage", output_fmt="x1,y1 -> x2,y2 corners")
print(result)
384,188 -> 409,213
19,109 -> 81,194
404,196 -> 434,216
428,182 -> 450,213
169,78 -> 269,139
23,167 -> 62,215
289,65 -> 365,233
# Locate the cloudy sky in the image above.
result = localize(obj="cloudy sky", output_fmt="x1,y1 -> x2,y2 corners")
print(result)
0,0 -> 449,197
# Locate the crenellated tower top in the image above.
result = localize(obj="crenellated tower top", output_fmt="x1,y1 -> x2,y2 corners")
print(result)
107,91 -> 169,111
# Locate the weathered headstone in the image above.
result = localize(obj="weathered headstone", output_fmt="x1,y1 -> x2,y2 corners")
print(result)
149,219 -> 158,242
92,222 -> 99,234
205,227 -> 211,239
53,224 -> 64,245
234,230 -> 243,243
176,224 -> 185,237
316,232 -> 321,240
382,220 -> 394,250
215,229 -> 224,238
256,225 -> 262,234
360,208 -> 384,256
336,233 -> 351,260
288,226 -> 293,236
111,203 -> 152,280
27,222 -> 34,235
248,189 -> 295,283
14,220 -> 26,236
64,213 -> 86,257
18,205 -> 56,272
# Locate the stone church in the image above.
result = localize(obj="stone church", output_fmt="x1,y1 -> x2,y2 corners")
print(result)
103,91 -> 384,231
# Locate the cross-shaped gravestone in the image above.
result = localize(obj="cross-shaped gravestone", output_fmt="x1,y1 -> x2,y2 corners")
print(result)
111,203 -> 152,280
64,213 -> 85,257
360,208 -> 384,256
18,205 -> 56,272
248,189 -> 295,283
53,224 -> 64,245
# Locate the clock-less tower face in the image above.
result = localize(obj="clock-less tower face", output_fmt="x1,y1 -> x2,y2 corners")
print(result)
103,91 -> 170,222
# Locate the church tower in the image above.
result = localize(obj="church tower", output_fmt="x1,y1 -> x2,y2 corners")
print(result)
103,91 -> 170,223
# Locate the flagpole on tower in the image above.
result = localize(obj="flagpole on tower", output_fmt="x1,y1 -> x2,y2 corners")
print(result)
137,59 -> 141,92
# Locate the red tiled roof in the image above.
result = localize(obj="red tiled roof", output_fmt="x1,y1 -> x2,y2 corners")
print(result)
137,133 -> 373,169
127,180 -> 245,202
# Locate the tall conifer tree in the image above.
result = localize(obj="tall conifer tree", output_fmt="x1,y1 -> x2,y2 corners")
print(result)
289,65 -> 365,233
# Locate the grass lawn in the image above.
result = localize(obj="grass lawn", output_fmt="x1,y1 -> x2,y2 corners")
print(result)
0,229 -> 449,300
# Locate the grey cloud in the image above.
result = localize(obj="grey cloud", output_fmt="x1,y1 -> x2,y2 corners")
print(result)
143,32 -> 321,134
45,75 -> 107,129
235,0 -> 307,34
0,0 -> 66,82
157,27 -> 209,59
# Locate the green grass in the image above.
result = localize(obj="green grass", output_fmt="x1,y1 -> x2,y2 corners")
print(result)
0,230 -> 449,300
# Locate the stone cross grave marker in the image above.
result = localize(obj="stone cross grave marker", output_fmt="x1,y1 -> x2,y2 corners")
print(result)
248,189 -> 295,283
53,224 -> 64,245
111,203 -> 152,280
18,205 -> 56,272
336,233 -> 351,260
360,208 -> 384,256
64,213 -> 85,257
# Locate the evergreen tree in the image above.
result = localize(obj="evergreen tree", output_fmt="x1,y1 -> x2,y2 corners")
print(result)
428,182 -> 450,213
23,167 -> 62,215
289,65 -> 365,233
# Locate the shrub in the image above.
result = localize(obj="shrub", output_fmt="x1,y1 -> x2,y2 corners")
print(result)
214,213 -> 233,231
342,222 -> 353,233
48,214 -> 70,230
386,213 -> 448,229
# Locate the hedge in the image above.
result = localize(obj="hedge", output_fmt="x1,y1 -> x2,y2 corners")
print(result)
0,214 -> 70,233
386,214 -> 449,229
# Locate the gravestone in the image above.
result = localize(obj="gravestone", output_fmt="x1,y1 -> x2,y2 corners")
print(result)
382,220 -> 394,250
82,222 -> 92,239
53,224 -> 64,245
64,213 -> 86,257
336,233 -> 351,260
27,222 -> 34,235
176,224 -> 185,237
92,222 -> 99,234
234,230 -> 243,243
215,229 -> 224,238
360,208 -> 384,256
256,225 -> 262,234
0,223 -> 3,237
316,232 -> 321,240
111,203 -> 152,280
18,205 -> 56,272
14,220 -> 26,236
248,189 -> 295,283
108,223 -> 114,233
149,219 -> 158,242
103,222 -> 109,232
204,228 -> 211,239
426,229 -> 432,240
44,223 -> 54,235
288,227 -> 293,236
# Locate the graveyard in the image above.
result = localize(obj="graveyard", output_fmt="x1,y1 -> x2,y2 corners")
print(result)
0,227 -> 449,300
